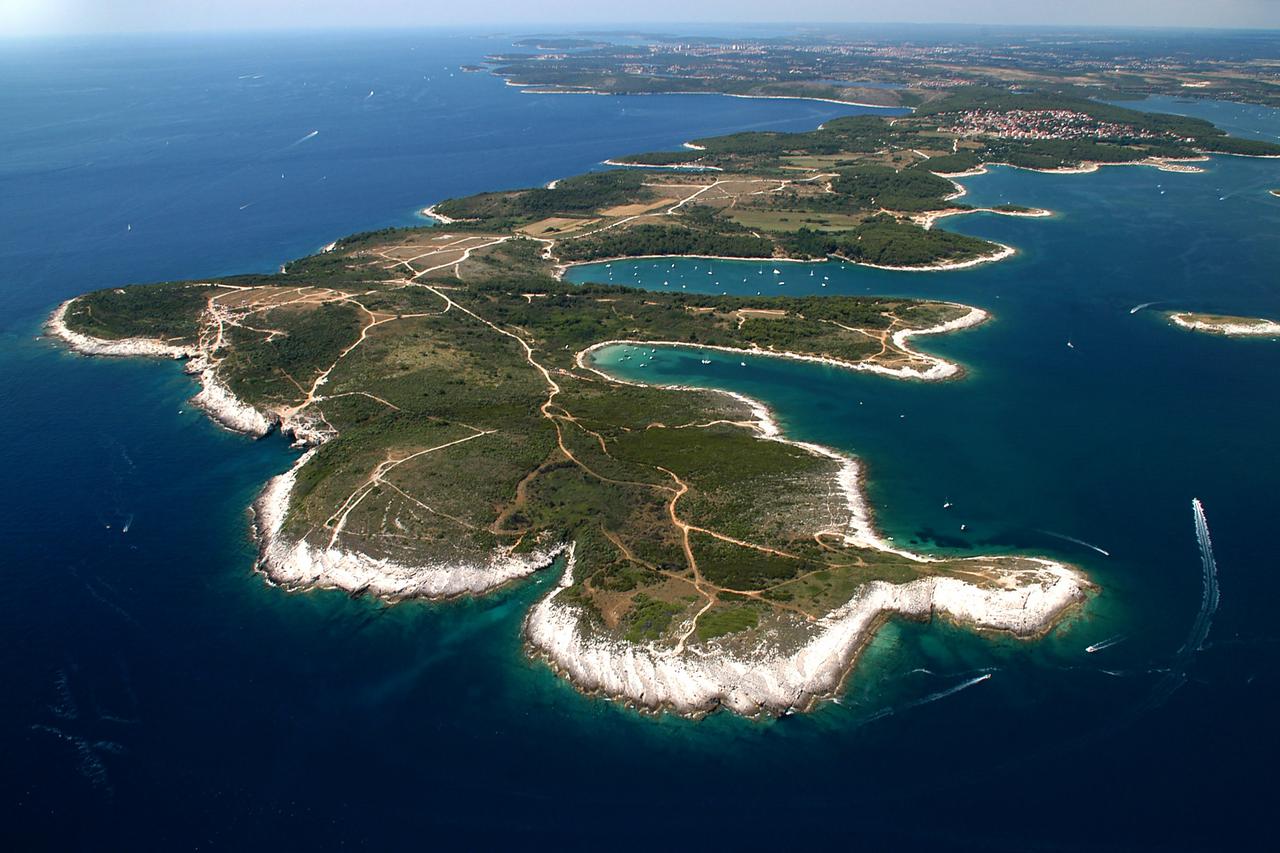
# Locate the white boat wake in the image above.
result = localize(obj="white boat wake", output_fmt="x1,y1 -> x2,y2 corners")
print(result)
863,672 -> 995,724
1129,301 -> 1163,314
1085,634 -> 1126,654
288,130 -> 320,147
1039,529 -> 1111,557
1183,498 -> 1220,655
1141,498 -> 1221,710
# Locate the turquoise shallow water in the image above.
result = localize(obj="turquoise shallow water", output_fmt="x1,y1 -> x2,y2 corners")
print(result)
576,148 -> 1280,666
3,33 -> 1279,849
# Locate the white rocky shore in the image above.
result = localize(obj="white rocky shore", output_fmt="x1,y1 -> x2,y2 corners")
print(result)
51,295 -> 1087,715
526,549 -> 1084,716
602,158 -> 723,172
48,299 -> 276,438
48,296 -> 561,600
253,449 -> 565,599
189,362 -> 275,436
1169,312 -> 1280,337
531,339 -> 1090,716
47,300 -> 195,359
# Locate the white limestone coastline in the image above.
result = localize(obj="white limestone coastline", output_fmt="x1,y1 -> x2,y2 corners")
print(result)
420,204 -> 470,225
912,206 -> 1053,231
48,299 -> 277,438
51,295 -> 1085,714
47,299 -> 194,359
49,297 -> 564,600
527,552 -> 1084,716
188,360 -> 276,436
1169,312 -> 1280,337
602,158 -> 723,171
525,360 -> 1088,715
252,449 -> 566,600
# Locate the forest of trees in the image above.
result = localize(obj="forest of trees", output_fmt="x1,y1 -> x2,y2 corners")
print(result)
830,164 -> 960,211
557,223 -> 775,262
434,170 -> 651,225
779,216 -> 997,266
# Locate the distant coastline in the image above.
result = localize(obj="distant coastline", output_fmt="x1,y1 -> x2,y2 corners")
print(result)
502,79 -> 909,111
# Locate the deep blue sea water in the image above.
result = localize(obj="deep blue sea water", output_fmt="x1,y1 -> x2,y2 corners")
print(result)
3,32 -> 1279,850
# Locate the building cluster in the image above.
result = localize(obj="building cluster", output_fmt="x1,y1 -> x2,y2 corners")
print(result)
939,109 -> 1163,141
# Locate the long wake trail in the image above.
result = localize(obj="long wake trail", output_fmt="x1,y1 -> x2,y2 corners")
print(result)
1141,498 -> 1221,710
901,672 -> 993,711
860,672 -> 995,723
1183,498 -> 1220,654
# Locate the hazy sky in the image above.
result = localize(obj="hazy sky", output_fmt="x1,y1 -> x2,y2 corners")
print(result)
3,0 -> 1279,36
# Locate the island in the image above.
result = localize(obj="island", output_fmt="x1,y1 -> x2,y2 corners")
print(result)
1169,311 -> 1280,337
49,91 -> 1273,716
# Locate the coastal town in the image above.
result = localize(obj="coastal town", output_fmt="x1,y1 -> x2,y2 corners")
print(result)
938,108 -> 1170,142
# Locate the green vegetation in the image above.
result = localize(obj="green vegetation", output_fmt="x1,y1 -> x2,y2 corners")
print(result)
696,605 -> 760,641
435,170 -> 650,228
77,88 -> 1267,662
416,85 -> 1277,276
919,88 -> 1280,161
220,302 -> 364,406
64,283 -> 214,343
611,150 -> 706,166
558,223 -> 774,262
493,60 -> 908,108
60,209 -> 986,653
830,164 -> 960,212
624,594 -> 684,642
487,35 -> 1280,110
779,216 -> 999,267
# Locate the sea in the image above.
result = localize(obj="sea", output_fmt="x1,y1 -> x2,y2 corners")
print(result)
2,32 -> 1278,850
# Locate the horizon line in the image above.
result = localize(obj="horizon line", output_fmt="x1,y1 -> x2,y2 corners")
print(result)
4,20 -> 1280,40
